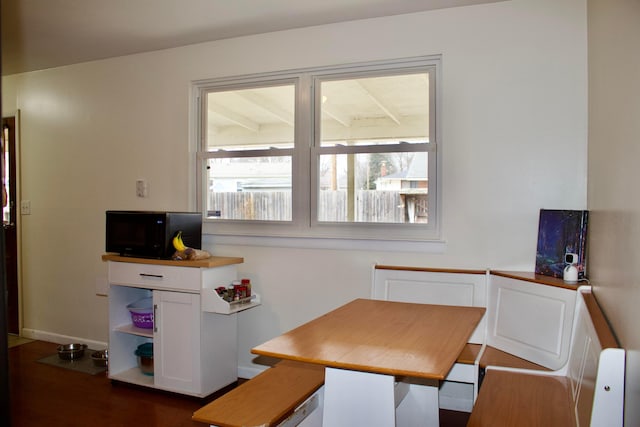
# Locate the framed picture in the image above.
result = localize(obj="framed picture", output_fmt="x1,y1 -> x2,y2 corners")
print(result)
535,209 -> 588,279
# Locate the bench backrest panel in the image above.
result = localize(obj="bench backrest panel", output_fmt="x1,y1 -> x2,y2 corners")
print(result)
569,291 -> 600,426
569,290 -> 625,427
372,266 -> 487,344
486,275 -> 576,370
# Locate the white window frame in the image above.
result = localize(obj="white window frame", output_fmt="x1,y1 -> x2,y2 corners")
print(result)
192,56 -> 442,247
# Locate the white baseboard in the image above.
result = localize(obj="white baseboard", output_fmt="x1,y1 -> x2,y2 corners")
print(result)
21,328 -> 108,350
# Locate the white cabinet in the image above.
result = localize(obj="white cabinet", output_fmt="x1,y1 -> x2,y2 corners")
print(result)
104,255 -> 256,398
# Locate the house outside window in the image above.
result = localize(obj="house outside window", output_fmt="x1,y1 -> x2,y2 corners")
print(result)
194,56 -> 440,241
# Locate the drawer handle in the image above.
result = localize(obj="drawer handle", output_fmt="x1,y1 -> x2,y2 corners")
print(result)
139,273 -> 163,279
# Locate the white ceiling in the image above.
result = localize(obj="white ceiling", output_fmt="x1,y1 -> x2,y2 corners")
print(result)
1,0 -> 502,76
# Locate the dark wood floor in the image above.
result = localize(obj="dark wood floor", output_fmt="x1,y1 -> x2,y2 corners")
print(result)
7,340 -> 470,427
7,340 -> 220,427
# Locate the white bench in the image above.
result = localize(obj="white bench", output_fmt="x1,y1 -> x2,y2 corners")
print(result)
372,264 -> 625,425
192,360 -> 325,427
469,287 -> 624,426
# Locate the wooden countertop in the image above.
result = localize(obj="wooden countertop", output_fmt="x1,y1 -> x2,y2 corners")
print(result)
252,298 -> 485,380
102,254 -> 243,268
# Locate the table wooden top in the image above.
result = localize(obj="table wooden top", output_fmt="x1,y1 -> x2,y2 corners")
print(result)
252,298 -> 486,380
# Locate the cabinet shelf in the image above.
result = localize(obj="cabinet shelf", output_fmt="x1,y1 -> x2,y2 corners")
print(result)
114,323 -> 154,338
110,367 -> 155,388
201,288 -> 261,314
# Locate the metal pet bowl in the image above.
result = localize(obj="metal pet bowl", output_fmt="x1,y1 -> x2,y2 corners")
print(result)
57,343 -> 88,360
91,350 -> 108,367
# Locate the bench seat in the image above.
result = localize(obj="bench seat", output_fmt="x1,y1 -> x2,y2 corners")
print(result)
457,343 -> 549,371
192,360 -> 325,427
479,345 -> 550,371
456,343 -> 481,364
467,369 -> 575,427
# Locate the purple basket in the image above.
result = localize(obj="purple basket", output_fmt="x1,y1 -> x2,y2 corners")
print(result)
127,298 -> 153,329
130,311 -> 153,329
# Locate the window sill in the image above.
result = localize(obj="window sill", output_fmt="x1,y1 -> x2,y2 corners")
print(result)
203,233 -> 447,253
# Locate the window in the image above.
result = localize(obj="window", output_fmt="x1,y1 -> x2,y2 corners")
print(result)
194,56 -> 440,241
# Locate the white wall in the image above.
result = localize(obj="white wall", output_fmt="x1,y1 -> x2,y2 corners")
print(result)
587,0 -> 640,425
2,0 -> 589,374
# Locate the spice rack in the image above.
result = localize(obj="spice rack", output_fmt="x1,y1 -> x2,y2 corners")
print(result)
201,283 -> 261,314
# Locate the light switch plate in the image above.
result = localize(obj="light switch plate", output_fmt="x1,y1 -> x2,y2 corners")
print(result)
136,179 -> 148,198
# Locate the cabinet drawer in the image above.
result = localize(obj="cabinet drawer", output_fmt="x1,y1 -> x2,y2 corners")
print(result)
109,262 -> 201,292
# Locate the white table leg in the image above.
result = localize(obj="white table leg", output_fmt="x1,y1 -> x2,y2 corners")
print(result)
322,367 -> 397,427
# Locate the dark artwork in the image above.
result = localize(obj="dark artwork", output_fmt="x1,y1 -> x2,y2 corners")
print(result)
535,209 -> 588,279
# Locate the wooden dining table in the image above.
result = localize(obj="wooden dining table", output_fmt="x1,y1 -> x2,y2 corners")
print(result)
252,298 -> 486,427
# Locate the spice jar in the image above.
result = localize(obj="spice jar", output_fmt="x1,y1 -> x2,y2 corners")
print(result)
241,278 -> 252,297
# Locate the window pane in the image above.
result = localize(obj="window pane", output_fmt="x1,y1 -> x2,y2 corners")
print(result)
320,73 -> 429,147
206,156 -> 292,221
197,57 -> 440,240
206,84 -> 295,151
318,152 -> 428,224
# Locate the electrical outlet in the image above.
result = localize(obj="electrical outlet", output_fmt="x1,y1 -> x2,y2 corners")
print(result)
20,200 -> 31,215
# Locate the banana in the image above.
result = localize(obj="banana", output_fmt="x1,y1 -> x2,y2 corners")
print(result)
172,231 -> 187,252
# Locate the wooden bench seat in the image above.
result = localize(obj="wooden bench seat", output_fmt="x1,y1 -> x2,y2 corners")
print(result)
457,343 -> 549,371
192,360 -> 325,427
478,345 -> 550,371
467,370 -> 575,427
456,343 -> 481,365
